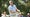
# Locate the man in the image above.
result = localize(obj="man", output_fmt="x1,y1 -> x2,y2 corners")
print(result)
8,1 -> 18,17
1,11 -> 9,17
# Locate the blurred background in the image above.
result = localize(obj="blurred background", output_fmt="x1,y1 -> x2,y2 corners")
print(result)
0,0 -> 30,17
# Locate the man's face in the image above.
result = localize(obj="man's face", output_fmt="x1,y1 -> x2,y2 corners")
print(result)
10,1 -> 13,5
4,12 -> 6,15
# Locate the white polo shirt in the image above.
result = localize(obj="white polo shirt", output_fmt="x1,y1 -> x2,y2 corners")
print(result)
8,5 -> 17,12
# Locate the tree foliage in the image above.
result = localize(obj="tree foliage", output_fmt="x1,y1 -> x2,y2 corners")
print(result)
0,0 -> 30,17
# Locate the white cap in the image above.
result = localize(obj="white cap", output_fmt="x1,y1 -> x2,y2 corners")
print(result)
9,1 -> 13,3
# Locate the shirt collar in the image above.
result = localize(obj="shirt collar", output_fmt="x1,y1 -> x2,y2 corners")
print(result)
10,5 -> 13,7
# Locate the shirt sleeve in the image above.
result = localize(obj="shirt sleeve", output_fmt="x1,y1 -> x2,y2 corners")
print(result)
8,6 -> 10,11
14,5 -> 17,9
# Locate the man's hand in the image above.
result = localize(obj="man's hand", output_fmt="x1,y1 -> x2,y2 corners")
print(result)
16,9 -> 20,12
10,10 -> 15,14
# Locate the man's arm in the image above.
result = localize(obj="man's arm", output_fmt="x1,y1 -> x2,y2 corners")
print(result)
14,5 -> 19,12
14,5 -> 20,12
16,8 -> 19,12
15,6 -> 20,12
